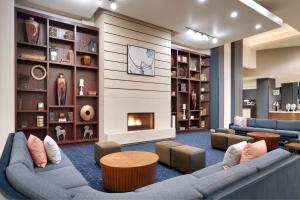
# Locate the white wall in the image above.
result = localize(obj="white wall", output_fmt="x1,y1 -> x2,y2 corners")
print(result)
0,0 -> 15,154
95,11 -> 175,144
243,43 -> 256,69
223,44 -> 231,128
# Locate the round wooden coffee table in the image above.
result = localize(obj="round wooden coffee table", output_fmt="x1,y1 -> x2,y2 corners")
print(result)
100,151 -> 159,192
247,132 -> 280,151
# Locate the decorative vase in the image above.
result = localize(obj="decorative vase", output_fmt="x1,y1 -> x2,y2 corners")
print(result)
25,17 -> 39,44
191,90 -> 197,110
57,73 -> 67,105
80,105 -> 95,121
82,55 -> 91,66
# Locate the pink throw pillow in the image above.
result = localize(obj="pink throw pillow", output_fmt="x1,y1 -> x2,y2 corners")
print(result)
240,140 -> 267,164
27,134 -> 47,168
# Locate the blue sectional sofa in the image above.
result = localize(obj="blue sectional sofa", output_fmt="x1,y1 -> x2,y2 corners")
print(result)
1,132 -> 300,199
230,118 -> 300,143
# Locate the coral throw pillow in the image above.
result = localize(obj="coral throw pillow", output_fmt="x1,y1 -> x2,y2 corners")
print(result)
44,135 -> 61,164
240,140 -> 267,164
27,134 -> 47,168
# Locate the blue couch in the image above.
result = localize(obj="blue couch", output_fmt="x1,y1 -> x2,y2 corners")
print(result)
1,132 -> 300,199
230,118 -> 300,143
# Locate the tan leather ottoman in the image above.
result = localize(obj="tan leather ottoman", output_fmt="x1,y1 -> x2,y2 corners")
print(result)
211,132 -> 228,150
215,128 -> 235,135
155,140 -> 182,166
94,141 -> 121,165
227,134 -> 254,147
171,145 -> 205,173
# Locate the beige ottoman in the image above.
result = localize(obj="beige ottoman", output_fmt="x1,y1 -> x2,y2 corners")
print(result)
227,134 -> 254,147
171,145 -> 205,173
215,128 -> 235,135
94,141 -> 121,165
211,132 -> 228,150
155,140 -> 182,166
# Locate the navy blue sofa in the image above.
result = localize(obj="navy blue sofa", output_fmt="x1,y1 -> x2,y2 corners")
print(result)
230,118 -> 300,144
1,132 -> 300,199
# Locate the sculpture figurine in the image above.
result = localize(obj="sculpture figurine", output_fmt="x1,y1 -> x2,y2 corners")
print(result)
191,90 -> 197,110
57,73 -> 67,105
83,125 -> 93,139
55,126 -> 66,141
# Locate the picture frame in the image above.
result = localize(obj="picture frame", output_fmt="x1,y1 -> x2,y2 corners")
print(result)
127,45 -> 155,76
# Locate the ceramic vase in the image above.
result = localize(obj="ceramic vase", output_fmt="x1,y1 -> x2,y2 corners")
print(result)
57,73 -> 67,105
25,17 -> 39,44
82,55 -> 91,66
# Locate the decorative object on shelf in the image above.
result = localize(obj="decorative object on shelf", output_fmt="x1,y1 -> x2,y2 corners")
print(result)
171,55 -> 175,66
172,115 -> 176,128
181,56 -> 188,63
201,88 -> 205,92
49,26 -> 58,37
37,102 -> 44,111
200,74 -> 207,81
190,73 -> 199,80
25,17 -> 39,44
83,125 -> 93,139
178,67 -> 187,78
18,98 -> 23,110
88,40 -> 97,53
291,104 -> 297,112
286,103 -> 291,112
200,121 -> 205,128
36,115 -> 44,127
179,83 -> 186,92
171,71 -> 176,77
80,105 -> 95,121
190,59 -> 197,71
67,112 -> 73,122
64,30 -> 74,40
200,94 -> 205,101
79,79 -> 84,96
31,65 -> 47,80
128,45 -> 155,76
58,113 -> 67,122
68,50 -> 75,64
50,48 -> 58,61
20,53 -> 46,61
200,108 -> 207,116
57,73 -> 67,106
191,90 -> 197,110
171,91 -> 176,97
55,126 -> 66,141
82,55 -> 91,66
182,104 -> 187,120
87,91 -> 97,96
190,115 -> 194,120
179,126 -> 186,131
21,121 -> 28,128
49,112 -> 55,122
18,74 -> 29,89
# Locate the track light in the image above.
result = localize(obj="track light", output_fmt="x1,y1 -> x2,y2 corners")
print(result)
110,1 -> 117,10
97,0 -> 103,6
186,28 -> 218,44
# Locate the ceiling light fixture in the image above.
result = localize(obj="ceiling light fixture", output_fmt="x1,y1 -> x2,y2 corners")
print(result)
109,0 -> 117,10
230,11 -> 238,18
198,0 -> 206,3
97,0 -> 103,6
255,24 -> 262,30
186,27 -> 218,44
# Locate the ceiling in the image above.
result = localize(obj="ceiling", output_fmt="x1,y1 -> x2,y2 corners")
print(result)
18,0 -> 284,50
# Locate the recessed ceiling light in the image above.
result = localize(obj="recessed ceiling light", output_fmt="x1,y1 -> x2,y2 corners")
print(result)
186,29 -> 194,35
198,0 -> 206,3
255,24 -> 262,30
212,38 -> 218,44
97,0 -> 103,6
230,11 -> 238,18
110,1 -> 117,10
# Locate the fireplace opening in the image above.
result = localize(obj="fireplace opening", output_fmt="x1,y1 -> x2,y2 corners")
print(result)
127,113 -> 154,131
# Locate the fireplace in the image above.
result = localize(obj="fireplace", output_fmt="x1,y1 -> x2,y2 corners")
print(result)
127,113 -> 154,131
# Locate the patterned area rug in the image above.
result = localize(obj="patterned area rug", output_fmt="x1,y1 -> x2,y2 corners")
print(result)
62,131 -> 224,192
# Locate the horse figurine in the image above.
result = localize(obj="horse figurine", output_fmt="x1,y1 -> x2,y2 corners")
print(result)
55,126 -> 66,141
83,125 -> 93,139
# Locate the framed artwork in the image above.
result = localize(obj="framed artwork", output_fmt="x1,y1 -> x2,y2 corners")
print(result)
127,45 -> 155,76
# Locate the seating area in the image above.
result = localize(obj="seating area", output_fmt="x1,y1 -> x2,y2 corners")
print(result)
1,0 -> 300,199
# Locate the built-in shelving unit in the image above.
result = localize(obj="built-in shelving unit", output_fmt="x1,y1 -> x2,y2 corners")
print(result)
15,8 -> 99,144
171,49 -> 211,133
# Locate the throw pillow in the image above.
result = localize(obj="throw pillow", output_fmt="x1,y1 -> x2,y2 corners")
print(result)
44,135 -> 61,164
234,116 -> 247,127
223,141 -> 247,169
27,134 -> 47,168
240,140 -> 267,164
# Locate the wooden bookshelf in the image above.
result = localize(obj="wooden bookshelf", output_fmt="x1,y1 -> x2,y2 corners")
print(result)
15,8 -> 99,144
171,49 -> 211,133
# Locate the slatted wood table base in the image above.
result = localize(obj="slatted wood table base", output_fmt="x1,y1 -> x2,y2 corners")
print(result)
100,151 -> 159,192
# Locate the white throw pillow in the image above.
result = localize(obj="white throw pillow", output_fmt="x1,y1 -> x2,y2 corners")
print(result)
234,116 -> 247,127
223,141 -> 247,169
44,135 -> 61,164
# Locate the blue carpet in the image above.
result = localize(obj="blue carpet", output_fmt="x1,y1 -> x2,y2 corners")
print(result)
62,131 -> 224,192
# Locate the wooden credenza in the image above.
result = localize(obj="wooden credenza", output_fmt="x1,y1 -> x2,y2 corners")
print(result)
269,111 -> 300,120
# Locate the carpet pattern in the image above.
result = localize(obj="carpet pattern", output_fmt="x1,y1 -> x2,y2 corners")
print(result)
62,131 -> 224,192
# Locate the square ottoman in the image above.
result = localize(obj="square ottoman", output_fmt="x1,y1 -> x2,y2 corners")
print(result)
171,145 -> 206,173
227,134 -> 254,147
211,132 -> 228,150
155,140 -> 182,166
94,141 -> 121,165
